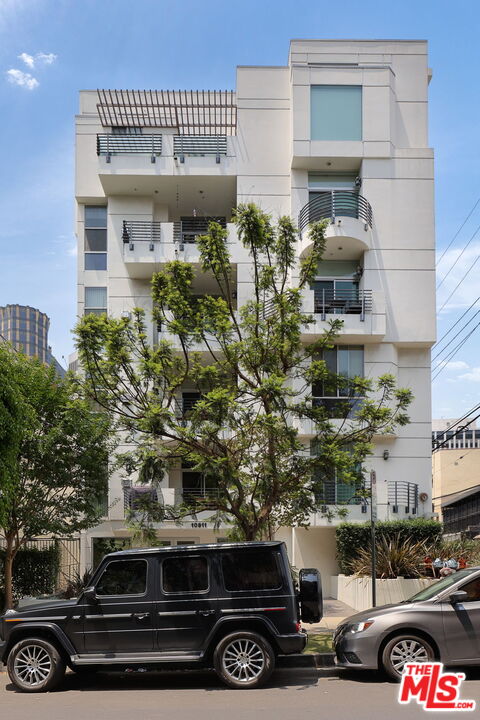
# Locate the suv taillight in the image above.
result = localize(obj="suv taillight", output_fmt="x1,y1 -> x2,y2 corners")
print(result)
295,621 -> 302,633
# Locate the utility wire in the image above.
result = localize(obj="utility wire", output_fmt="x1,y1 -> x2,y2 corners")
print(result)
433,295 -> 480,350
436,195 -> 480,268
434,402 -> 480,440
433,409 -> 480,452
436,222 -> 480,290
432,322 -> 480,380
437,254 -> 480,314
432,306 -> 480,362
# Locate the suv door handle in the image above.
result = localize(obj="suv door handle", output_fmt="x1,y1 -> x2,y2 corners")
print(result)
132,612 -> 150,621
196,610 -> 215,617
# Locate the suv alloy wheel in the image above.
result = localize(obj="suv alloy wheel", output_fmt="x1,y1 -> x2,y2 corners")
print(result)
213,631 -> 275,688
7,637 -> 66,692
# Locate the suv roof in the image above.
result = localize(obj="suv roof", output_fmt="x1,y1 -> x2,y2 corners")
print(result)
108,541 -> 284,558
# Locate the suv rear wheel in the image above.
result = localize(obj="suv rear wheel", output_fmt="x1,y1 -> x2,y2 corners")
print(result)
381,633 -> 435,681
214,631 -> 275,689
7,637 -> 66,693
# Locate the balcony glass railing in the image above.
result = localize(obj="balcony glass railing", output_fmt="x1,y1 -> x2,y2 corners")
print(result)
122,221 -> 162,249
174,135 -> 227,162
298,190 -> 372,231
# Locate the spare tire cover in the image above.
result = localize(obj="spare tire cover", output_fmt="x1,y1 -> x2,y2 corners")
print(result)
299,568 -> 323,624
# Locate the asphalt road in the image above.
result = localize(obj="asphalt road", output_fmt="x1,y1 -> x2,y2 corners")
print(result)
2,667 -> 480,720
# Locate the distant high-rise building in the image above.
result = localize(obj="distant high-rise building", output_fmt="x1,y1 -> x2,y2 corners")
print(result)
0,304 -> 65,375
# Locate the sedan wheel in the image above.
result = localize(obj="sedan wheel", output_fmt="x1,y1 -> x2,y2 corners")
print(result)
382,634 -> 434,681
7,638 -> 66,693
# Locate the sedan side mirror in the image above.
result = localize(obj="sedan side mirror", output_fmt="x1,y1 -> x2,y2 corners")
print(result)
449,590 -> 468,605
83,586 -> 98,603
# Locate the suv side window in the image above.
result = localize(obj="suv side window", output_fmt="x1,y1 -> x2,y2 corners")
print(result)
162,555 -> 208,593
459,577 -> 480,602
222,550 -> 282,592
96,559 -> 147,596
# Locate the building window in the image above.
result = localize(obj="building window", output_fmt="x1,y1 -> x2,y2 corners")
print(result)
85,253 -> 107,271
312,345 -> 364,418
311,442 -> 364,505
310,85 -> 362,141
84,286 -> 107,315
84,206 -> 107,277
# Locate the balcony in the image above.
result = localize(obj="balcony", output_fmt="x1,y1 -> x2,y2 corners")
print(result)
302,287 -> 385,342
299,191 -> 372,232
313,287 -> 372,321
174,135 -> 227,163
174,216 -> 227,247
97,134 -> 162,162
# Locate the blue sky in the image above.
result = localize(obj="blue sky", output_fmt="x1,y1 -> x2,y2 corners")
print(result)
0,0 -> 479,419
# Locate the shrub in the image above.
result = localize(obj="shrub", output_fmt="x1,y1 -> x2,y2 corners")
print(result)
349,536 -> 429,578
336,519 -> 443,574
0,545 -> 60,602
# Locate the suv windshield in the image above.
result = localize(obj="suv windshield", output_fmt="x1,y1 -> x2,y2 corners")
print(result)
407,568 -> 478,602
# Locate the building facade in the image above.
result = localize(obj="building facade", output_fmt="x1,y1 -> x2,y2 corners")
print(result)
0,303 -> 65,375
74,39 -> 436,593
432,418 -> 480,532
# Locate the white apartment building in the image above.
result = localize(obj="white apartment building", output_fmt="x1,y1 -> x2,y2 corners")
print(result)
74,39 -> 436,594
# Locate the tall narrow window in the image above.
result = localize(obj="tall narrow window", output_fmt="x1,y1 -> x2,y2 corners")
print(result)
310,86 -> 362,141
84,286 -> 107,315
312,345 -> 364,418
84,206 -> 107,271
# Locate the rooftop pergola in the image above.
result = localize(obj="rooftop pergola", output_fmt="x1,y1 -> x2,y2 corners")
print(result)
96,89 -> 237,136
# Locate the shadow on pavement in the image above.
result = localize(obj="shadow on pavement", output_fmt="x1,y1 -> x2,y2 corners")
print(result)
5,667 -> 320,694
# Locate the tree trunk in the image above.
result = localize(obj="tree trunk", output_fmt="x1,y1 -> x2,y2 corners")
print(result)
3,536 -> 16,611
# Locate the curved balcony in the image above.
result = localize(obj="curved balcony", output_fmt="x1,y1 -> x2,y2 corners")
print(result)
298,191 -> 372,232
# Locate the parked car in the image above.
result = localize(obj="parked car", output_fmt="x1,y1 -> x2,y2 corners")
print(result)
0,541 -> 322,692
334,567 -> 480,680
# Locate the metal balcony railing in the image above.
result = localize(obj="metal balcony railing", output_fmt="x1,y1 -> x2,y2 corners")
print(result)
97,134 -> 162,162
182,487 -> 221,509
388,481 -> 418,514
312,396 -> 363,419
316,480 -> 366,507
314,288 -> 372,320
298,191 -> 373,231
174,135 -> 227,163
122,221 -> 161,249
173,217 -> 226,246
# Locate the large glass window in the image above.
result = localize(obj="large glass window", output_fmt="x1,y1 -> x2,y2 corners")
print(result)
162,556 -> 208,593
311,86 -> 362,141
312,345 -> 364,418
84,286 -> 107,315
85,253 -> 107,271
222,550 -> 282,592
96,559 -> 147,596
84,207 -> 107,270
85,206 -> 107,228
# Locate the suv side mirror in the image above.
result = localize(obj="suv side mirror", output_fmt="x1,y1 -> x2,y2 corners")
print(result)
449,590 -> 468,605
83,586 -> 98,603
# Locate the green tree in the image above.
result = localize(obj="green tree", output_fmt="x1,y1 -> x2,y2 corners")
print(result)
75,204 -> 412,542
0,346 -> 112,609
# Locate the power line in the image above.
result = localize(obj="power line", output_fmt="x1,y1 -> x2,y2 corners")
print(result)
432,403 -> 480,443
433,295 -> 480,350
432,321 -> 480,380
437,253 -> 480,314
433,409 -> 480,452
436,222 -> 480,290
436,195 -> 480,268
432,306 -> 480,362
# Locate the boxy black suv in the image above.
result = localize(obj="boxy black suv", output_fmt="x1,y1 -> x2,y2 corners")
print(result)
0,541 -> 321,692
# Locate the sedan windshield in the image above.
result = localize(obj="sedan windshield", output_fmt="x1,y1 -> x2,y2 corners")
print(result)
407,568 -> 478,602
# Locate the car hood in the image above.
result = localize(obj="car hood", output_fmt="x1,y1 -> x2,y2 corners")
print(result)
339,602 -> 415,627
7,597 -> 79,615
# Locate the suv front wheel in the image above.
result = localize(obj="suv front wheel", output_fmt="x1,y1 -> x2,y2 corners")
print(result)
214,631 -> 275,689
7,637 -> 66,693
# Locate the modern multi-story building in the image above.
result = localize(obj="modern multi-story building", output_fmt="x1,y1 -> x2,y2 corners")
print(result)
0,303 -> 65,375
74,39 -> 436,592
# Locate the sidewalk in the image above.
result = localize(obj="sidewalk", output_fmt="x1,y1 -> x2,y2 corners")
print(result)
303,597 -> 356,634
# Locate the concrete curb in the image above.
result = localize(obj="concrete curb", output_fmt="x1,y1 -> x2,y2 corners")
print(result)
278,653 -> 335,668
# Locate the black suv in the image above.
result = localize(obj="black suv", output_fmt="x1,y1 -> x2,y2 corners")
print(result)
0,541 -> 321,692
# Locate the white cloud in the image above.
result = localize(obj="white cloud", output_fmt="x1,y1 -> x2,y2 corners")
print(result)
459,367 -> 480,383
36,52 -> 57,65
17,51 -> 57,69
18,52 -> 35,68
444,360 -> 469,371
6,68 -> 39,90
436,241 -> 480,313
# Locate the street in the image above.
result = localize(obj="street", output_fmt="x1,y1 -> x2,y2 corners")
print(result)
2,667 -> 480,720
